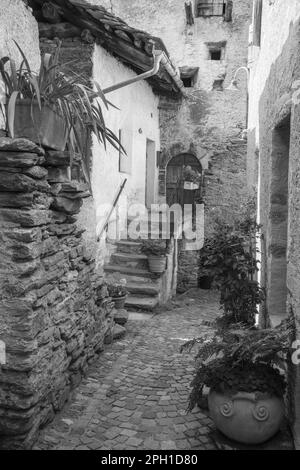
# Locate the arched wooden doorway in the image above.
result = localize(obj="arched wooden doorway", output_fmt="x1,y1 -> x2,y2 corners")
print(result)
166,153 -> 202,208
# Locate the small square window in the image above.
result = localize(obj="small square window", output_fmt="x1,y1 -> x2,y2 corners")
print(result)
210,50 -> 222,60
195,1 -> 226,17
179,66 -> 199,88
206,41 -> 226,61
182,77 -> 193,88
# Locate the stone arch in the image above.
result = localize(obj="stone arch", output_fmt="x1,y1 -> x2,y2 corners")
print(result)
166,153 -> 202,207
158,144 -> 202,197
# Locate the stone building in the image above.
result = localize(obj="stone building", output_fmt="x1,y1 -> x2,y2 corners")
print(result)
0,0 -> 182,448
93,0 -> 252,289
247,0 -> 300,449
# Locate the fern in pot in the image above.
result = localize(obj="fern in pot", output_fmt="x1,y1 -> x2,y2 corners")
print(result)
181,318 -> 293,445
0,42 -> 122,184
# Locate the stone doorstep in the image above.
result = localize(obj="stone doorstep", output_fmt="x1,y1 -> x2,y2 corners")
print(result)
125,295 -> 159,312
104,264 -> 157,279
126,281 -> 159,297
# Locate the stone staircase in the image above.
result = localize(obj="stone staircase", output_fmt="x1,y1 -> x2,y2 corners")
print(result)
104,212 -> 177,311
104,238 -> 162,311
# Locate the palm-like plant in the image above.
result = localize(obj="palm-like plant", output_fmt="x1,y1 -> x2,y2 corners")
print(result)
0,41 -> 123,186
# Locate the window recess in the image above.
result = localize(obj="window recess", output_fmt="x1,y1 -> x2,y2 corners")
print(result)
179,67 -> 199,88
195,0 -> 233,21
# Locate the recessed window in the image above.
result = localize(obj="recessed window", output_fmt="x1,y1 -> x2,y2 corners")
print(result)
195,1 -> 226,17
182,77 -> 193,88
206,41 -> 226,61
210,50 -> 222,60
195,1 -> 233,21
179,67 -> 199,88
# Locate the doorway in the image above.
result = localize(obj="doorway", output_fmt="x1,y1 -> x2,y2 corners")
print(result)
166,153 -> 202,208
267,115 -> 290,325
145,139 -> 156,209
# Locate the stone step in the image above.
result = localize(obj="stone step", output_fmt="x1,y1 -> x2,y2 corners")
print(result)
125,295 -> 159,311
104,263 -> 158,281
115,239 -> 142,253
111,252 -> 148,270
127,232 -> 172,241
126,281 -> 159,297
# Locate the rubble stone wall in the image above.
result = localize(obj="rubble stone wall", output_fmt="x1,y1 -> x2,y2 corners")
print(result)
0,138 -> 113,449
95,0 -> 251,291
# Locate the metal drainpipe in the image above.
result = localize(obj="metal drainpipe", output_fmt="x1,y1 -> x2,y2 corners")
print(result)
102,50 -> 164,95
101,49 -> 185,96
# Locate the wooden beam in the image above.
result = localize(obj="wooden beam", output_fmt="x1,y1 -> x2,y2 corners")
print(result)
39,22 -> 82,39
185,2 -> 194,26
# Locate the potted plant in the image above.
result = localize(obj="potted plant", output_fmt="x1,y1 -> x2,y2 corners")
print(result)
0,42 -> 122,185
181,318 -> 293,445
198,216 -> 264,327
107,278 -> 128,309
183,165 -> 201,190
141,240 -> 169,274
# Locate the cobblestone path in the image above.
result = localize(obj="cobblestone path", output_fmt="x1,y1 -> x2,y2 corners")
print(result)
35,289 -> 218,450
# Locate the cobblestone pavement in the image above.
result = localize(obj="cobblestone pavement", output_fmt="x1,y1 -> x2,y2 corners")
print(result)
35,289 -> 219,450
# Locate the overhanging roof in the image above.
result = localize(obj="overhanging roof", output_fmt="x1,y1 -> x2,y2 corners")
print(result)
29,0 -> 183,96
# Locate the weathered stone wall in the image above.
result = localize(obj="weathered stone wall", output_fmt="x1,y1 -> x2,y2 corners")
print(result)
0,138 -> 113,449
248,1 -> 300,448
107,0 -> 251,289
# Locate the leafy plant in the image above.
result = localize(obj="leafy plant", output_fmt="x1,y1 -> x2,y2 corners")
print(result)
181,317 -> 294,411
141,239 -> 169,257
0,41 -> 124,185
198,215 -> 264,326
107,278 -> 128,298
183,165 -> 201,184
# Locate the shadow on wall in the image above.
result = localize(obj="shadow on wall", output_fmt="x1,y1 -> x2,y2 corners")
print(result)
257,16 -> 300,444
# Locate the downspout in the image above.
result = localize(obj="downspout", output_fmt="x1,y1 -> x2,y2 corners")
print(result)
103,50 -> 164,95
101,49 -> 185,96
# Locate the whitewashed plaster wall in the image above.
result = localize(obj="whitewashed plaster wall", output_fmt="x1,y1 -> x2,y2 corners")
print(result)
85,46 -> 160,263
0,0 -> 40,129
247,0 -> 300,187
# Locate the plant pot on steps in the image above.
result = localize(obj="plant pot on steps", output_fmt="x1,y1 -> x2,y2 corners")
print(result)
147,256 -> 167,274
111,294 -> 127,309
10,99 -> 68,150
208,390 -> 285,445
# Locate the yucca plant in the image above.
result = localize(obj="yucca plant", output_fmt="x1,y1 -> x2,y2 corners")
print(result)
0,41 -> 124,186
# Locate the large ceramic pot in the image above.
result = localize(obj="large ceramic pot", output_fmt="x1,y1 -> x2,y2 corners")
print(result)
208,390 -> 285,445
111,295 -> 127,309
148,256 -> 166,274
10,99 -> 68,150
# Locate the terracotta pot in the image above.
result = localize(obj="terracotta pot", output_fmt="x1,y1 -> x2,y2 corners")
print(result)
148,256 -> 166,273
111,295 -> 127,309
208,390 -> 285,445
10,99 -> 68,150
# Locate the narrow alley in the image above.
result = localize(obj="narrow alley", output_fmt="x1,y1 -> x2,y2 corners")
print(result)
34,290 -> 218,451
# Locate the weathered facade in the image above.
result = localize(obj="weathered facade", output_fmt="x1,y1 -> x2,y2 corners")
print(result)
0,0 -> 182,448
95,0 -> 251,288
247,0 -> 300,449
0,139 -> 116,449
29,0 -> 183,270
